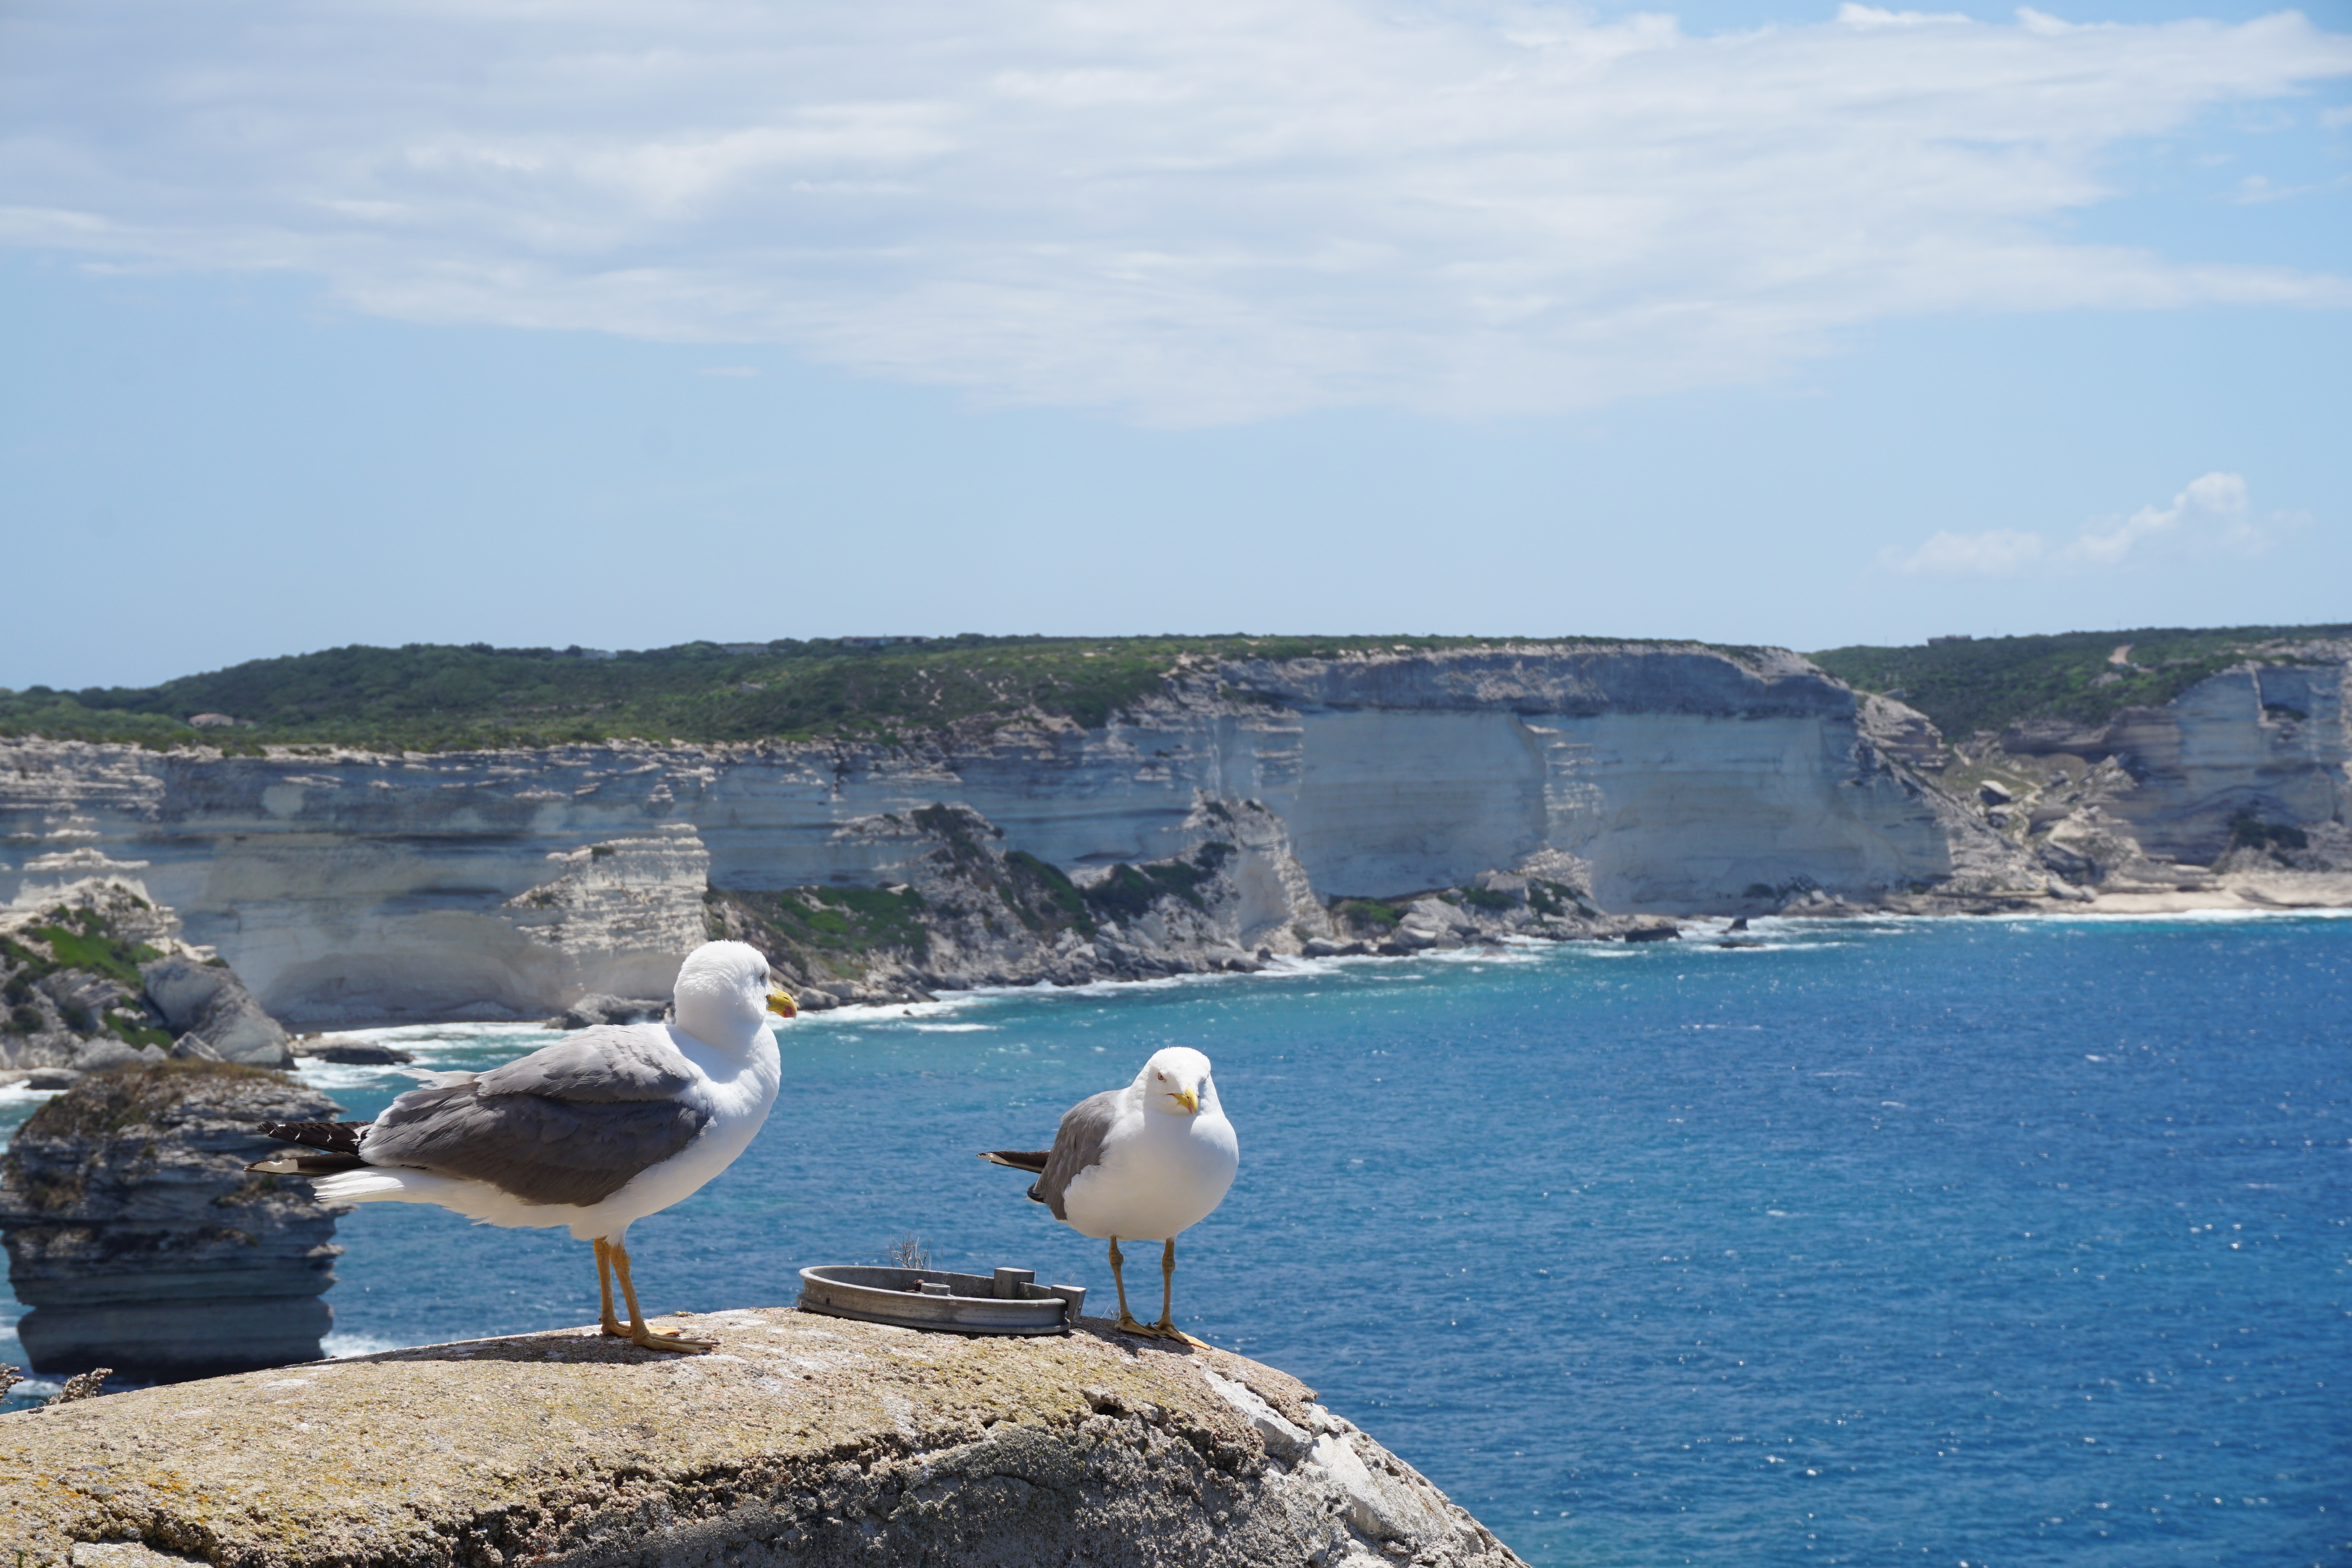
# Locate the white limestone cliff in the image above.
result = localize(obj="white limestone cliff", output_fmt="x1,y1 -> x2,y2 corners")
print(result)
2,644 -> 2344,1024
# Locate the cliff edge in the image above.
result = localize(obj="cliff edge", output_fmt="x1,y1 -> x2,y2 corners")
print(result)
0,1309 -> 1522,1568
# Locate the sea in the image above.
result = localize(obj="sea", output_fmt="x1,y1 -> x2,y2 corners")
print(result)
3,912 -> 2346,1566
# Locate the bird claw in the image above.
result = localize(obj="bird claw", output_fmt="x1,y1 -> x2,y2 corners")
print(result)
632,1328 -> 716,1354
1114,1316 -> 1202,1346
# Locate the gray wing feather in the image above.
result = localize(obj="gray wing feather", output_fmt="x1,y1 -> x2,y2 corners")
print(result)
1034,1090 -> 1122,1222
474,1025 -> 696,1102
356,1025 -> 709,1207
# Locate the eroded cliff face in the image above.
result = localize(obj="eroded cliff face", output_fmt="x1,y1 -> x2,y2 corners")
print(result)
1963,647 -> 2352,910
4,644 -> 2344,1024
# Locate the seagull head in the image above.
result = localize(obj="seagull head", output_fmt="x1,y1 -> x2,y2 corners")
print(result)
1138,1046 -> 1216,1117
674,940 -> 796,1041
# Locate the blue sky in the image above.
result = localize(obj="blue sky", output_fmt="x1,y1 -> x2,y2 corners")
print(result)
2,0 -> 2346,688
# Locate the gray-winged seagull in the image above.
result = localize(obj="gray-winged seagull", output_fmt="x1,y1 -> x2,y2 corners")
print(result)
248,940 -> 796,1355
982,1045 -> 1238,1343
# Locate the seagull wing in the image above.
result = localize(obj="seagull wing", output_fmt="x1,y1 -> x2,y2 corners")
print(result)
1030,1089 -> 1124,1222
357,1025 -> 712,1206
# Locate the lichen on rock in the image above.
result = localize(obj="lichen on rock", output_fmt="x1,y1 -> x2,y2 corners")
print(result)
0,1309 -> 1524,1568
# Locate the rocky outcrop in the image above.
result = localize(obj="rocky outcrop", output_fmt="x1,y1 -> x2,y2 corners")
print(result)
0,1309 -> 1522,1568
0,1063 -> 345,1381
708,800 -> 1334,1007
137,957 -> 292,1066
1,880 -> 292,1072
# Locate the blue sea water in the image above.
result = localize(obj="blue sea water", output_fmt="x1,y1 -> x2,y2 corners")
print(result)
4,912 -> 2347,1565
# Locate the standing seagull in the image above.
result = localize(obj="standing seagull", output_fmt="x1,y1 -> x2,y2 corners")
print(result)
983,1046 -> 1238,1343
248,940 -> 795,1355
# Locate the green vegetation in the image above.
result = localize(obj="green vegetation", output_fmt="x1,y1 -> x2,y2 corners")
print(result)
0,633 -> 1752,751
1812,623 -> 2352,741
0,907 -> 175,1044
1331,898 -> 1402,932
1083,843 -> 1235,923
0,905 -> 170,1041
2230,811 -> 2309,852
1523,881 -> 1593,920
710,885 -> 934,978
15,905 -> 165,989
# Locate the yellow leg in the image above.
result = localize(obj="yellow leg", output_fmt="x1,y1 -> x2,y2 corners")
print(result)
1109,1238 -> 1153,1336
594,1238 -> 626,1338
1151,1236 -> 1208,1346
609,1239 -> 714,1354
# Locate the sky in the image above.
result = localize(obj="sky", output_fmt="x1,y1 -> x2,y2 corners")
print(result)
2,0 -> 2347,688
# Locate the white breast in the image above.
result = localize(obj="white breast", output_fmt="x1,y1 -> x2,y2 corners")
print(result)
1060,1104 -> 1240,1242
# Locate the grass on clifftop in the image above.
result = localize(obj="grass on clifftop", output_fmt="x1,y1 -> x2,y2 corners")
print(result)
0,633 -> 1739,751
1810,623 -> 2352,741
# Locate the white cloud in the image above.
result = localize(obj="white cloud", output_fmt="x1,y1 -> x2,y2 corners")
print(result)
1885,472 -> 2287,577
1,1 -> 2347,423
1886,528 -> 2049,577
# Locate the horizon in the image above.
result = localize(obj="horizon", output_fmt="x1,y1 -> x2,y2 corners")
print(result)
9,617 -> 2352,697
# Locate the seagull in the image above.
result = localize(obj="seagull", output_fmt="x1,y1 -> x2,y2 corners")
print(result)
981,1046 -> 1238,1344
248,940 -> 795,1355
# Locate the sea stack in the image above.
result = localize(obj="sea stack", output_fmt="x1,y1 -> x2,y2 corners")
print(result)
0,1062 -> 345,1380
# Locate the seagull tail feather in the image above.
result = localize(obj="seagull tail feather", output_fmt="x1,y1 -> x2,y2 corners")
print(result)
246,1150 -> 368,1176
248,1119 -> 374,1175
978,1149 -> 1051,1174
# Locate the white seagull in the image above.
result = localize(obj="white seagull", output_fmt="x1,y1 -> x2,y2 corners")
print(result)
249,940 -> 796,1354
982,1045 -> 1238,1343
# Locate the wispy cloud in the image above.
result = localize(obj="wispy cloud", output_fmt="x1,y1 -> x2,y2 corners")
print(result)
1,1 -> 2347,423
1882,472 -> 2291,577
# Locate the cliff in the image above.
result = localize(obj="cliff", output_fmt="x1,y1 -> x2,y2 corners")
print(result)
2,640 -> 2345,1024
0,1310 -> 1522,1568
0,1063 -> 345,1380
1946,645 -> 2352,912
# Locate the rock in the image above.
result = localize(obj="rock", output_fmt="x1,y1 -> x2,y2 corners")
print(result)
305,1042 -> 415,1065
543,992 -> 671,1029
24,1068 -> 79,1091
0,1062 -> 345,1381
66,1039 -> 145,1071
138,955 -> 293,1067
1978,780 -> 2014,806
0,1310 -> 1525,1568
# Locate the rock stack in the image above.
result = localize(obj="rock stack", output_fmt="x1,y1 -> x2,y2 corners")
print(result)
0,1062 -> 345,1381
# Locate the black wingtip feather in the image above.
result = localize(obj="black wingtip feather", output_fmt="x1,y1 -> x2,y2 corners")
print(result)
979,1149 -> 1051,1174
259,1119 -> 372,1156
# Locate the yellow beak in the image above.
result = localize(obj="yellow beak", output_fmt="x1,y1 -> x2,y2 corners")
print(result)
766,987 -> 799,1019
1173,1088 -> 1199,1114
